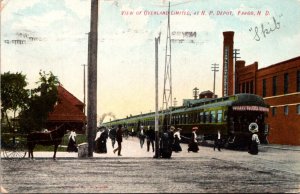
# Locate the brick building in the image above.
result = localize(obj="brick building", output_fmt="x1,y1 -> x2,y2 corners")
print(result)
46,85 -> 86,133
222,31 -> 300,145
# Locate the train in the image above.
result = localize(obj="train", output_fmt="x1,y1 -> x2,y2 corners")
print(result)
102,93 -> 270,148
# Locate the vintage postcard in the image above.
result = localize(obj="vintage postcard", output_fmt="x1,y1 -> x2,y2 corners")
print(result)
1,0 -> 300,193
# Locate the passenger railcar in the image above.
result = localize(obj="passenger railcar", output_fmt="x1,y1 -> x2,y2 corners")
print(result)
103,94 -> 269,148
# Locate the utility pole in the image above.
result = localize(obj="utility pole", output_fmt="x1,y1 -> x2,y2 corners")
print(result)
162,2 -> 172,128
211,63 -> 219,98
233,49 -> 240,94
154,33 -> 160,158
87,0 -> 98,157
81,64 -> 87,114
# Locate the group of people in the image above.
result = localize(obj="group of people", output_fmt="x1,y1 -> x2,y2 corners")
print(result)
137,126 -> 155,152
66,126 -> 120,155
136,125 -> 184,158
66,121 -> 261,157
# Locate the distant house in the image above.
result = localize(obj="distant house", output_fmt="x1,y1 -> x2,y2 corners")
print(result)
199,90 -> 217,99
46,84 -> 86,133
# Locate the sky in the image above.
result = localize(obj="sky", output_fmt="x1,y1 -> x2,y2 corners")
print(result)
1,0 -> 300,123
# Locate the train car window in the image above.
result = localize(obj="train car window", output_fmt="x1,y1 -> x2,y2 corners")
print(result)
199,112 -> 202,123
217,110 -> 223,123
200,112 -> 204,123
297,105 -> 300,115
205,112 -> 210,123
210,110 -> 216,123
186,114 -> 188,124
223,110 -> 228,121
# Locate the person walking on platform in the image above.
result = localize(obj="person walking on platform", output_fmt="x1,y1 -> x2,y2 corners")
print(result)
248,122 -> 260,155
214,130 -> 222,151
188,126 -> 199,153
113,124 -> 123,156
109,127 -> 117,148
138,126 -> 146,148
160,126 -> 175,158
95,127 -> 108,153
172,128 -> 182,152
67,129 -> 78,152
146,126 -> 155,152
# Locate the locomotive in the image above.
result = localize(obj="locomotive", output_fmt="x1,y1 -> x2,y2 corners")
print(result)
102,93 -> 269,148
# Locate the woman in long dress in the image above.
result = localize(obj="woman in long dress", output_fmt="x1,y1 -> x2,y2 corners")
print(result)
188,127 -> 199,152
67,130 -> 78,152
248,122 -> 260,155
95,128 -> 108,153
172,128 -> 182,152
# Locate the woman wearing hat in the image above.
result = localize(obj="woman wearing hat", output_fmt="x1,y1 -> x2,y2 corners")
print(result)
188,127 -> 199,152
248,122 -> 260,155
172,128 -> 182,152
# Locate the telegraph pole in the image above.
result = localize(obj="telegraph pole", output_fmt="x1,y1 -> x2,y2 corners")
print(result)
154,33 -> 160,158
87,0 -> 98,157
233,49 -> 240,94
81,64 -> 87,114
211,63 -> 219,98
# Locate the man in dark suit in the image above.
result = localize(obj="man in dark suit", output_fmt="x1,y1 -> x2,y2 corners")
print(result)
146,126 -> 155,152
113,124 -> 123,156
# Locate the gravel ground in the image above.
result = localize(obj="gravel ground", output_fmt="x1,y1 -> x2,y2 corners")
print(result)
1,138 -> 300,193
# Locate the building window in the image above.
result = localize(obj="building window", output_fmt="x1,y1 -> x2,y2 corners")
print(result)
272,107 -> 277,116
272,76 -> 277,96
284,105 -> 289,115
284,73 -> 289,94
242,82 -> 246,93
297,70 -> 300,92
246,82 -> 250,93
297,104 -> 300,115
262,79 -> 266,97
250,81 -> 253,94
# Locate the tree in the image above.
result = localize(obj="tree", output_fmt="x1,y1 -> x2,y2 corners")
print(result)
19,71 -> 59,133
1,72 -> 29,132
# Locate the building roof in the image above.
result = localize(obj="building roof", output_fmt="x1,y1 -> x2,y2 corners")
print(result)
47,85 -> 86,122
57,84 -> 84,107
259,56 -> 300,71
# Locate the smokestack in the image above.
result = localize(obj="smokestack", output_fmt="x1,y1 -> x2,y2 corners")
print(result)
222,31 -> 234,97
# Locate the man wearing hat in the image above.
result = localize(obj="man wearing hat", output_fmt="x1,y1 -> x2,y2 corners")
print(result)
248,122 -> 260,155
